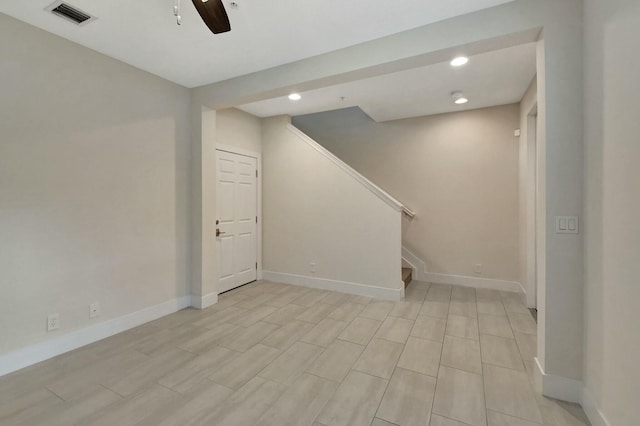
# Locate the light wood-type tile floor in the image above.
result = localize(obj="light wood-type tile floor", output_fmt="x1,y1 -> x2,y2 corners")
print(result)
0,280 -> 591,426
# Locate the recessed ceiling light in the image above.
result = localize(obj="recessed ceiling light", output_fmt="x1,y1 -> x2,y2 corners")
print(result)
288,93 -> 301,101
451,91 -> 469,104
450,56 -> 469,67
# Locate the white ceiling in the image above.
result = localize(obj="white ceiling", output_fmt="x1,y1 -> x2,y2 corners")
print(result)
0,0 -> 514,88
238,42 -> 537,122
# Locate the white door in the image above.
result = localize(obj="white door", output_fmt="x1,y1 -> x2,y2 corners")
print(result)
216,150 -> 258,293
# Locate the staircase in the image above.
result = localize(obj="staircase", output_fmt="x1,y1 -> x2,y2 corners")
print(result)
402,267 -> 413,288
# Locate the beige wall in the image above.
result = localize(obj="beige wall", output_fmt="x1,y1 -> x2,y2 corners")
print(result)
583,0 -> 640,423
262,116 -> 402,296
293,104 -> 520,283
536,1 -> 584,383
216,108 -> 262,153
190,106 -> 217,304
0,15 -> 191,355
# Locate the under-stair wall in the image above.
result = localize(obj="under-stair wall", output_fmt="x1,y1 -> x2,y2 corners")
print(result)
262,116 -> 404,300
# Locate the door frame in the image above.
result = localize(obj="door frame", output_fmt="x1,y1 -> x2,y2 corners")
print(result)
525,105 -> 538,309
215,144 -> 263,287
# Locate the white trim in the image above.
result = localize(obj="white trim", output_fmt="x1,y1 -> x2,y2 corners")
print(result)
401,258 -> 417,277
287,124 -> 403,212
0,296 -> 191,377
533,357 -> 543,394
216,144 -> 259,160
262,271 -> 404,301
524,100 -> 538,310
401,246 -> 522,292
424,272 -> 522,293
533,357 -> 582,403
214,145 -> 263,290
580,387 -> 611,426
257,152 -> 263,280
402,246 -> 429,281
190,292 -> 218,309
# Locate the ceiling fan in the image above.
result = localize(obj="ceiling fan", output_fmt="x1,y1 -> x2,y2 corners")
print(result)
173,0 -> 231,34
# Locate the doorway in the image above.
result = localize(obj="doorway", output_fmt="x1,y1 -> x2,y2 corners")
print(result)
216,148 -> 259,293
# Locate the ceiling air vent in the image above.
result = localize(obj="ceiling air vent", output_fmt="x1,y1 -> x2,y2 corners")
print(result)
46,1 -> 96,26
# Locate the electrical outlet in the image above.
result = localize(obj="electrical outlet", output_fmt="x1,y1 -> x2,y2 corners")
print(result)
310,262 -> 317,273
47,313 -> 59,332
474,264 -> 482,274
89,302 -> 100,319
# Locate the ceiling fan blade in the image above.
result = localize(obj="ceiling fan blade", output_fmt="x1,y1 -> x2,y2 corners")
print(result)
192,0 -> 231,34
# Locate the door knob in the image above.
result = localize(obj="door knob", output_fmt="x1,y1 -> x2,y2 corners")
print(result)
216,229 -> 225,237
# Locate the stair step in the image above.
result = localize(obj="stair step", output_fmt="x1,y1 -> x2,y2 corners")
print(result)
402,267 -> 412,288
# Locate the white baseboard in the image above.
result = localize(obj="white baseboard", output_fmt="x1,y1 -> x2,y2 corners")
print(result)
262,271 -> 404,301
401,247 -> 522,293
191,292 -> 218,309
0,295 -> 191,377
424,272 -> 522,293
533,359 -> 611,426
580,387 -> 611,426
401,247 -> 428,281
533,357 -> 582,403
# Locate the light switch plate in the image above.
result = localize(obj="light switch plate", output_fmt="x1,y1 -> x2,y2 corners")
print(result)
556,216 -> 579,234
